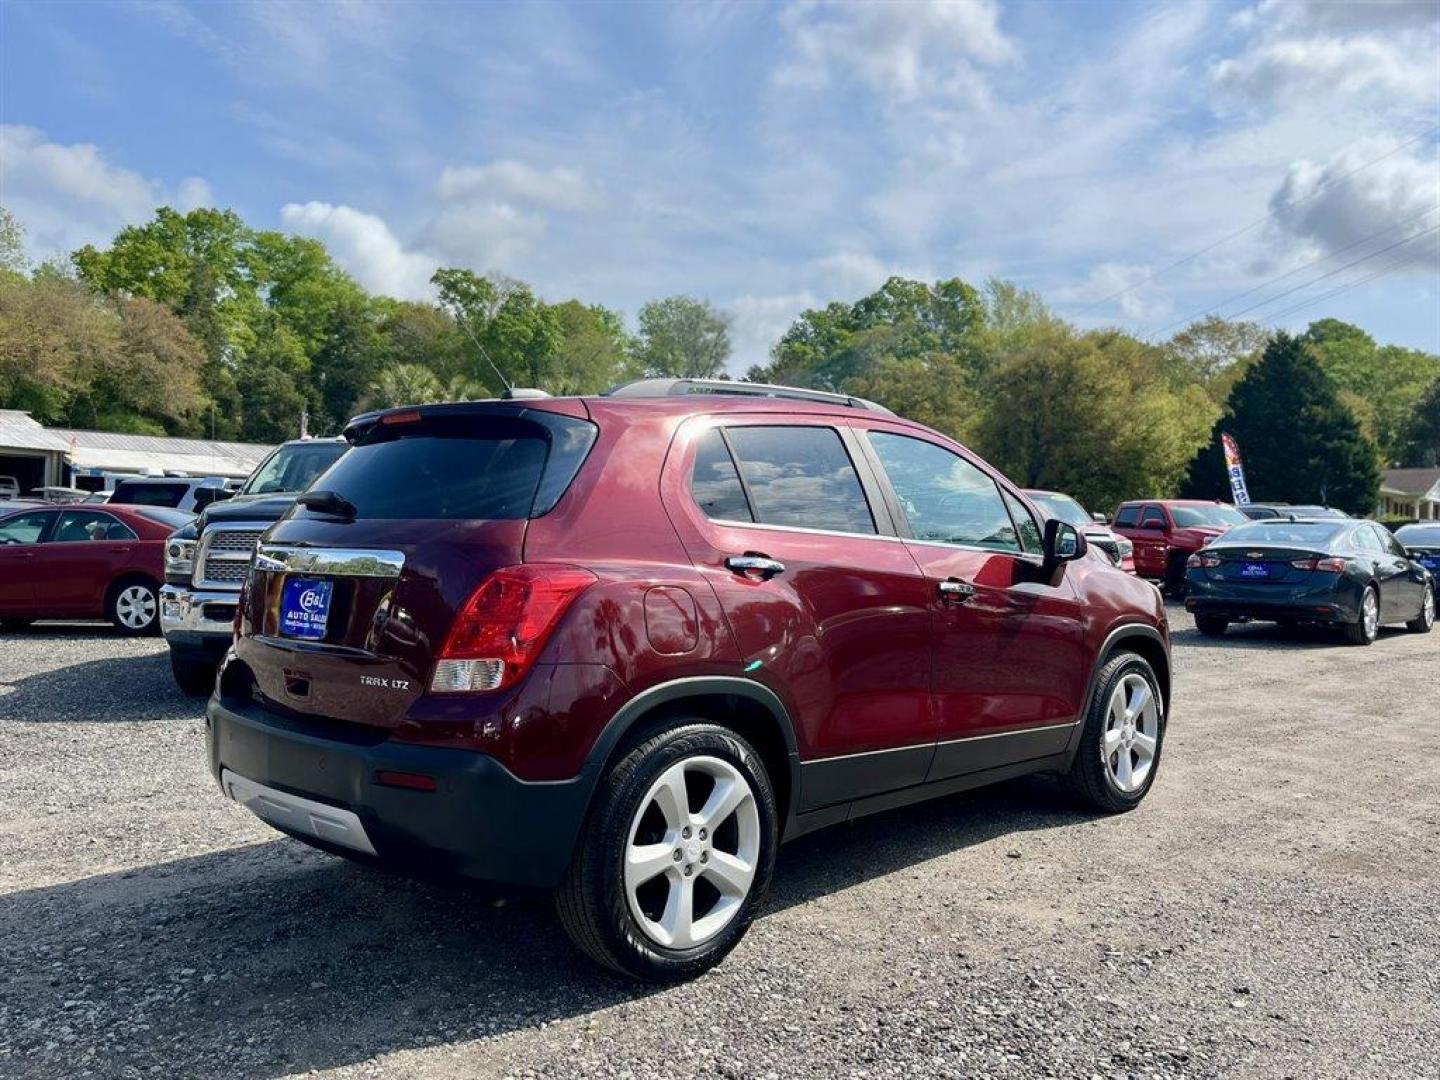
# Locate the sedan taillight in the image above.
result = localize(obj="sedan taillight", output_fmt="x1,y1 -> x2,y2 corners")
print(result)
1292,557 -> 1347,572
1187,553 -> 1221,569
431,565 -> 596,693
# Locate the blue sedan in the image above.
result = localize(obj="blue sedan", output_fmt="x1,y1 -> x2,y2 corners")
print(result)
1184,518 -> 1434,646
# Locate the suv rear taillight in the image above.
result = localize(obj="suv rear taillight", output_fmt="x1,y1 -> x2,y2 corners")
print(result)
431,565 -> 596,693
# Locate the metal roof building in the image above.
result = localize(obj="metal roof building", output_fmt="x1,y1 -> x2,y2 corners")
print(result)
0,410 -> 273,496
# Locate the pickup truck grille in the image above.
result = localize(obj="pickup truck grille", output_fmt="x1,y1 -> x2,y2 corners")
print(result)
196,526 -> 267,589
1091,538 -> 1122,565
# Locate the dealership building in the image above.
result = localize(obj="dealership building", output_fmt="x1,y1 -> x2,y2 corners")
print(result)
0,409 -> 272,495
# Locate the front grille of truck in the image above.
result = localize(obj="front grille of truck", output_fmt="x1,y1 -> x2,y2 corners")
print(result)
196,525 -> 267,588
1091,538 -> 1122,565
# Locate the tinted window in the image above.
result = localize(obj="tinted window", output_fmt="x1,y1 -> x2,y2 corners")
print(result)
0,511 -> 52,545
309,433 -> 547,520
870,432 -> 1018,551
51,510 -> 136,543
1002,490 -> 1043,554
725,426 -> 875,534
1114,505 -> 1140,528
1140,506 -> 1167,528
1225,521 -> 1345,545
110,482 -> 187,508
691,429 -> 752,522
241,441 -> 348,495
1171,505 -> 1247,526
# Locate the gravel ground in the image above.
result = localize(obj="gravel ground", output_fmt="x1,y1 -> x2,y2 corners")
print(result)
0,608 -> 1436,1080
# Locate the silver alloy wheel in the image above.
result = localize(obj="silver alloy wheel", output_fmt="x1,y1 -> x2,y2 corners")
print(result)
1103,672 -> 1160,794
1422,589 -> 1435,627
1362,589 -> 1379,640
623,755 -> 760,950
115,585 -> 157,630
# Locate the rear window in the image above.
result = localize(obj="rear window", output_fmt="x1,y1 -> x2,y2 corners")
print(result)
1225,521 -> 1345,545
110,481 -> 187,508
1171,505 -> 1247,527
310,413 -> 595,521
134,507 -> 195,529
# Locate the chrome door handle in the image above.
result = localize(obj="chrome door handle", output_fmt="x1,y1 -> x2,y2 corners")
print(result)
726,553 -> 785,579
938,578 -> 975,602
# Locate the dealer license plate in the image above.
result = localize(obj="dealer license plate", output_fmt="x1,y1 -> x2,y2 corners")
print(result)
279,578 -> 333,640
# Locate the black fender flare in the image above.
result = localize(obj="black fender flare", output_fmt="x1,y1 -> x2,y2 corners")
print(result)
1063,622 -> 1172,762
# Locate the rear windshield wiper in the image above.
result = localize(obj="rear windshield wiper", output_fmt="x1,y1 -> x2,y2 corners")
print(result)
297,489 -> 357,520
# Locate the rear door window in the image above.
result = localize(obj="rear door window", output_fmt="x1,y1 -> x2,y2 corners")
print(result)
868,432 -> 1020,552
51,510 -> 136,542
690,429 -> 753,522
724,426 -> 875,534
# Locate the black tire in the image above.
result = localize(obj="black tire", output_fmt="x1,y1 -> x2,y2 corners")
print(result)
0,617 -> 33,632
106,577 -> 160,636
556,722 -> 778,982
1066,652 -> 1166,813
170,652 -> 217,696
1341,585 -> 1379,647
1404,586 -> 1434,633
1162,553 -> 1188,599
1194,614 -> 1228,637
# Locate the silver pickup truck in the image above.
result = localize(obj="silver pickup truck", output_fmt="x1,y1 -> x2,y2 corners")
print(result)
160,438 -> 347,694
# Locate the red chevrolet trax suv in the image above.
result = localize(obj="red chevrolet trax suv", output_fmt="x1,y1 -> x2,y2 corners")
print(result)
209,379 -> 1171,981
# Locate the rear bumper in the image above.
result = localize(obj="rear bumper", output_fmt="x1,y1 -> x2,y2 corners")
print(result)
1183,585 -> 1360,624
207,695 -> 594,888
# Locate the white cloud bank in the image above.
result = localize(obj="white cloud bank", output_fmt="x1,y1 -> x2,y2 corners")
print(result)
280,201 -> 438,299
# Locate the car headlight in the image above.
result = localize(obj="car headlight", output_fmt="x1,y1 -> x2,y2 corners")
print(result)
1117,538 -> 1134,558
166,538 -> 196,577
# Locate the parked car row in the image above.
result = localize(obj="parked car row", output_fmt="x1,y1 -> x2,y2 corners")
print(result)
1,378 -> 1431,982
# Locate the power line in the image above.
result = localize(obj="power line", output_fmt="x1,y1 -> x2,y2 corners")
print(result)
1262,248 -> 1440,327
1144,203 -> 1440,339
1071,123 -> 1440,316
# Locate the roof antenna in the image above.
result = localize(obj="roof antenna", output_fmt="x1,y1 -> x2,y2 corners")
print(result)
454,313 -> 512,393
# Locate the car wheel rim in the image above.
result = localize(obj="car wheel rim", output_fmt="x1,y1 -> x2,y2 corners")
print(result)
623,754 -> 760,950
1103,673 -> 1160,794
1424,590 -> 1434,627
1363,591 -> 1378,639
116,586 -> 156,629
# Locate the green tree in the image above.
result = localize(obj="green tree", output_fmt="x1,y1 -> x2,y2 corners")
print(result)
549,300 -> 637,393
432,268 -> 562,390
0,207 -> 29,280
971,327 -> 1216,512
1161,316 -> 1270,403
635,295 -> 731,379
1399,378 -> 1440,468
1302,318 -> 1440,464
1181,333 -> 1379,514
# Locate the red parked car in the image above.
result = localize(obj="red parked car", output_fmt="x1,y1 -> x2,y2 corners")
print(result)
211,379 -> 1172,981
1111,499 -> 1247,596
0,503 -> 193,633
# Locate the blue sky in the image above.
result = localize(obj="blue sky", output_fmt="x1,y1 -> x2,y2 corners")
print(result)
2,0 -> 1437,370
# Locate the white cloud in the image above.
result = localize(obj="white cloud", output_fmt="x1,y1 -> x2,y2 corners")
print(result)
774,0 -> 1014,103
280,201 -> 437,299
727,291 -> 817,373
1053,263 -> 1173,324
0,124 -> 210,260
417,200 -> 548,270
1268,139 -> 1440,267
435,161 -> 601,212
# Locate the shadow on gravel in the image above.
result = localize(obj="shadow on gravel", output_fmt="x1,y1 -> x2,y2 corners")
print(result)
0,650 -> 194,724
1169,620 -> 1405,651
0,777 -> 1084,1079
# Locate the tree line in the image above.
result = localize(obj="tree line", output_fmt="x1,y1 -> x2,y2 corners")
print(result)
1,205 -> 1436,515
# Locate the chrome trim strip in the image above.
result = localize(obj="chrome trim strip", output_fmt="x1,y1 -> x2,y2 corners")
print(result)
221,769 -> 377,856
254,545 -> 405,578
707,517 -> 905,543
806,720 -> 1081,765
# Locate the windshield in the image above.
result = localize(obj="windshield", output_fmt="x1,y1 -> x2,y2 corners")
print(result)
1029,493 -> 1092,528
240,441 -> 348,496
1223,521 -> 1346,545
1171,505 -> 1247,527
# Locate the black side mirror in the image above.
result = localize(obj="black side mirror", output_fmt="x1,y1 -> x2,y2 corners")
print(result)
1043,519 -> 1088,573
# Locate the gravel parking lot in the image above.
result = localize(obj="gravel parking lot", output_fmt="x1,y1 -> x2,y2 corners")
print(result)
1,608 -> 1436,1080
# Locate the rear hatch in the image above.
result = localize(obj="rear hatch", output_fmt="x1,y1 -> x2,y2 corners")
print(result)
233,403 -> 596,728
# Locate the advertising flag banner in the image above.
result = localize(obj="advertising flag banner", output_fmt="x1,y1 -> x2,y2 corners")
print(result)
1220,433 -> 1250,507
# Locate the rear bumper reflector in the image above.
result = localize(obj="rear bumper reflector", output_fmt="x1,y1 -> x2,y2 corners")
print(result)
221,768 -> 377,855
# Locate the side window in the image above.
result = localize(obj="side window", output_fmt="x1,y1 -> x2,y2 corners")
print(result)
1380,529 -> 1407,558
690,429 -> 753,522
1114,505 -> 1140,528
869,432 -> 1020,552
0,512 -> 53,545
1001,489 -> 1042,554
1354,527 -> 1383,554
52,511 -> 137,543
724,426 -> 875,534
1140,506 -> 1167,528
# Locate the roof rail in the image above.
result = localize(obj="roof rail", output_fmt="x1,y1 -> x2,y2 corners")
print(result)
602,378 -> 894,415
